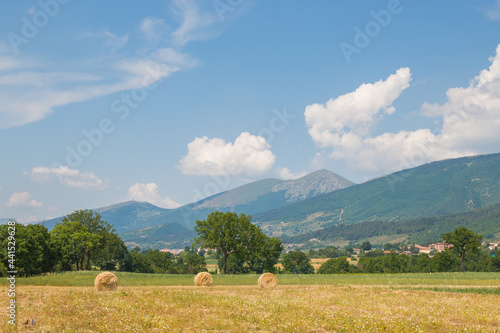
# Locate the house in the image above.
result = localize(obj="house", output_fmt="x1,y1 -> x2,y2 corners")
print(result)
488,242 -> 500,251
429,242 -> 453,252
160,248 -> 184,255
352,248 -> 362,255
415,245 -> 431,254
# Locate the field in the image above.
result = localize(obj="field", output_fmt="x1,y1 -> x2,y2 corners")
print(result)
1,272 -> 499,332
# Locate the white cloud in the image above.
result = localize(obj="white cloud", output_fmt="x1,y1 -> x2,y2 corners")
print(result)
479,0 -> 500,21
127,183 -> 180,209
170,0 -> 218,46
421,44 -> 500,152
305,45 -> 500,176
30,166 -> 108,190
0,1 -> 213,129
6,192 -> 42,208
141,17 -> 170,44
278,167 -> 308,180
80,30 -> 129,50
0,52 -> 189,128
179,132 -> 276,176
305,67 -> 412,148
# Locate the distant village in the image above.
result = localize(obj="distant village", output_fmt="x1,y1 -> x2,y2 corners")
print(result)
160,241 -> 500,257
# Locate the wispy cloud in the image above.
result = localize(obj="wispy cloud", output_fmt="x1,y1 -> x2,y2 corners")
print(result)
29,166 -> 108,190
0,1 -> 217,129
479,0 -> 500,21
141,17 -> 170,44
170,0 -> 219,46
80,29 -> 129,50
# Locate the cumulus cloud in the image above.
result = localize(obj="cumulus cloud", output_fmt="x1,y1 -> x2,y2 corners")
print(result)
179,132 -> 276,176
127,183 -> 180,209
305,45 -> 500,176
30,166 -> 108,190
6,192 -> 42,208
278,168 -> 308,180
305,67 -> 412,148
421,43 -> 500,152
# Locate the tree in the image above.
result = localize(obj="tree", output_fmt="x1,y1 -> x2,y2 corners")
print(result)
0,222 -> 55,277
282,251 -> 314,274
195,211 -> 282,274
361,241 -> 372,251
245,230 -> 283,274
51,209 -> 121,271
441,227 -> 483,272
176,248 -> 207,274
317,257 -> 350,274
51,220 -> 97,271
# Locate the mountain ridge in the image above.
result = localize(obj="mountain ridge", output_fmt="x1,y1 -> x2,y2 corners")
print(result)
39,169 -> 353,234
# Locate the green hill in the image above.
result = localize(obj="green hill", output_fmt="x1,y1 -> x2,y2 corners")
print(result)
282,201 -> 500,246
120,222 -> 196,249
254,153 -> 500,237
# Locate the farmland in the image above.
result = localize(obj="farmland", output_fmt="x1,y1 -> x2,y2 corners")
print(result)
1,272 -> 499,332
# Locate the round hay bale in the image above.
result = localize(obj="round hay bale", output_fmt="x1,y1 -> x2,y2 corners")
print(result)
258,272 -> 277,288
194,272 -> 213,286
94,272 -> 118,291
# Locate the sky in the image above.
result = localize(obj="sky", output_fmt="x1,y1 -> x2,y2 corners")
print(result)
1,0 -> 500,222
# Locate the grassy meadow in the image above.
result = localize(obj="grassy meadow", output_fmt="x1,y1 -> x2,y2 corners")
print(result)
1,272 -> 499,332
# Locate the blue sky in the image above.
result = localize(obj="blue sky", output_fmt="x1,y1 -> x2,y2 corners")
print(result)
1,0 -> 500,222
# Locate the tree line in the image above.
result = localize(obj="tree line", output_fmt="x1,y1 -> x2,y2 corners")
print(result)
0,210 -> 210,277
1,209 -> 498,277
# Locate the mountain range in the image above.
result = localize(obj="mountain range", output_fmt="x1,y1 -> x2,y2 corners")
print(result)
42,169 -> 354,247
13,153 -> 500,249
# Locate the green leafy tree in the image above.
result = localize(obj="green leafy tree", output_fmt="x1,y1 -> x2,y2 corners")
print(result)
50,220 -> 97,271
176,248 -> 207,274
0,222 -> 55,277
361,241 -> 372,251
282,250 -> 314,274
441,227 -> 483,272
145,250 -> 178,274
317,257 -> 350,274
51,209 -> 121,271
246,231 -> 283,274
195,211 -> 282,274
492,249 -> 500,272
430,250 -> 460,272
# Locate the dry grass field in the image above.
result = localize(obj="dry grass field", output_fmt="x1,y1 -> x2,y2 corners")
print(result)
1,273 -> 499,332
